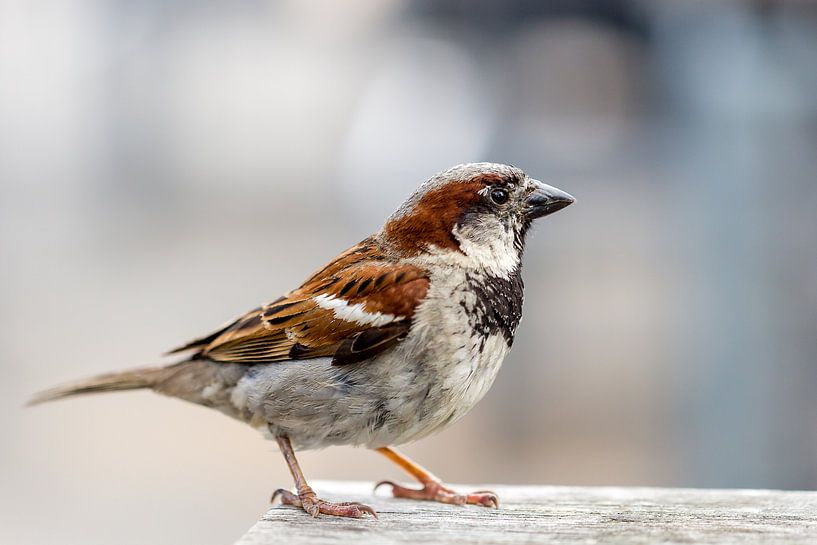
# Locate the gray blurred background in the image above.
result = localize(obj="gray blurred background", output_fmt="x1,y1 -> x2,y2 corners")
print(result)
3,0 -> 817,544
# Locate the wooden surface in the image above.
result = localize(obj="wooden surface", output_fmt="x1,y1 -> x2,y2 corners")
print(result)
235,480 -> 817,544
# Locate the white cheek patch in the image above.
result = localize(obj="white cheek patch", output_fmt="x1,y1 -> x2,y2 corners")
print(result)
313,293 -> 402,327
451,221 -> 520,279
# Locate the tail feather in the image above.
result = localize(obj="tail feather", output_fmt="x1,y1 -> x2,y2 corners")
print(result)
27,366 -> 169,406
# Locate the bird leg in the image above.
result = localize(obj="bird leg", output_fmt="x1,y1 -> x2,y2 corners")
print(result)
271,435 -> 377,518
374,446 -> 499,508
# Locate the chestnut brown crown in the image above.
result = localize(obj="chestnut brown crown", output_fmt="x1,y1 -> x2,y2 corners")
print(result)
380,163 -> 574,257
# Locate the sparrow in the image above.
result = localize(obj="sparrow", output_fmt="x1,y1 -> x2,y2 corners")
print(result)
30,163 -> 574,519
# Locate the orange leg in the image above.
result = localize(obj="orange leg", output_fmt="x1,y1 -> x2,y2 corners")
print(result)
272,435 -> 376,518
374,446 -> 499,508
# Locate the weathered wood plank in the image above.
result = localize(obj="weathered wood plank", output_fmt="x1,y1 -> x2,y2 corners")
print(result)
235,481 -> 817,544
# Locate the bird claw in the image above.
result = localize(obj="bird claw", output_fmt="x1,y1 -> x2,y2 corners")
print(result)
272,488 -> 377,519
467,490 -> 501,508
374,480 -> 499,508
373,480 -> 398,493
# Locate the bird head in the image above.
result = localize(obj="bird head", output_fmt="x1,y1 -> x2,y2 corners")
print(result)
380,163 -> 574,277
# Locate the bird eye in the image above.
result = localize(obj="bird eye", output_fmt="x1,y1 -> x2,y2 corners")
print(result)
490,188 -> 509,205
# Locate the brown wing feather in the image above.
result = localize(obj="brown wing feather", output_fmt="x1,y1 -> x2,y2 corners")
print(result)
164,307 -> 264,355
169,238 -> 429,365
332,325 -> 410,365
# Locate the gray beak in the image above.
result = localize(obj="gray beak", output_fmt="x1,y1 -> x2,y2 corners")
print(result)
524,179 -> 575,220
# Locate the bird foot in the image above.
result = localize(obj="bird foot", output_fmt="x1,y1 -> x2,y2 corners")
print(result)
272,488 -> 377,519
375,479 -> 499,508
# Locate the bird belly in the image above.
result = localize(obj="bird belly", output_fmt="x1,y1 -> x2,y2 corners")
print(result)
220,324 -> 509,450
218,270 -> 515,450
385,326 -> 511,445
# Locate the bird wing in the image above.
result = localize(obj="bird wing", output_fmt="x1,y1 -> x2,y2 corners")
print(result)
166,238 -> 430,366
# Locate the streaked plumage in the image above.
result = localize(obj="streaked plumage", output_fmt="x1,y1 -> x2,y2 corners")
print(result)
169,242 -> 429,365
30,162 -> 574,518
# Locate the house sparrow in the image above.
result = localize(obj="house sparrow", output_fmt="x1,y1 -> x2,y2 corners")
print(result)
30,163 -> 574,519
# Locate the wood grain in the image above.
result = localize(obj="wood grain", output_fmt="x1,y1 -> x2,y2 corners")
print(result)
235,481 -> 817,544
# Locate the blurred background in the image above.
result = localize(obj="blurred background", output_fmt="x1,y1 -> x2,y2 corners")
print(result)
2,0 -> 817,543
